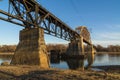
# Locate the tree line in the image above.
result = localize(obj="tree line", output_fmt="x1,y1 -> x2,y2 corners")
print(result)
0,44 -> 120,53
95,45 -> 120,52
0,45 -> 16,53
0,44 -> 67,53
47,44 -> 67,53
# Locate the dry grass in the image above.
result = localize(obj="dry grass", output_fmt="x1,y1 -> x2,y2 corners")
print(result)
0,65 -> 119,80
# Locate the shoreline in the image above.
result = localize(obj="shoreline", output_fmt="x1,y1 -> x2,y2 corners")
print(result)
96,52 -> 120,54
0,53 -> 14,55
92,65 -> 120,72
0,65 -> 119,80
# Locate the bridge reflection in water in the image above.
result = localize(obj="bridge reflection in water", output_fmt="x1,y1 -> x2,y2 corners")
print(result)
0,53 -> 120,71
66,59 -> 84,70
50,53 -> 85,70
0,53 -> 85,70
50,53 -> 120,69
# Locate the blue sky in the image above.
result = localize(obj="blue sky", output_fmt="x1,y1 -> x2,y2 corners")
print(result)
0,0 -> 120,47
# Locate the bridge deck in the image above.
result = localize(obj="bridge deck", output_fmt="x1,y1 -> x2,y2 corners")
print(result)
0,0 -> 91,45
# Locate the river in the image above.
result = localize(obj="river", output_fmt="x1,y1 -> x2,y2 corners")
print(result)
0,53 -> 120,69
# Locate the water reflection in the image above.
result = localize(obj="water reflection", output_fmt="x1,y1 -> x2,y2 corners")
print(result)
108,54 -> 120,65
0,53 -> 120,69
50,51 -> 60,64
0,56 -> 11,64
50,56 -> 60,64
66,59 -> 84,70
93,54 -> 109,66
93,53 -> 120,66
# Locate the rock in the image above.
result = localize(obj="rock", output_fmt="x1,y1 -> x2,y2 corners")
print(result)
1,62 -> 9,66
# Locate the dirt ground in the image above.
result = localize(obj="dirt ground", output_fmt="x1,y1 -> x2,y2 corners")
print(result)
0,65 -> 119,80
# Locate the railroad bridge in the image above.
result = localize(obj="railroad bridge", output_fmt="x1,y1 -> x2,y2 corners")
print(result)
0,0 -> 94,68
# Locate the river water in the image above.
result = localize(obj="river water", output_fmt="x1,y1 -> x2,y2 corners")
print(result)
0,53 -> 120,69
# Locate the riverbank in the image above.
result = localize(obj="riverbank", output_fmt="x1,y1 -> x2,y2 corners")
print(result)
0,53 -> 14,55
96,52 -> 120,54
93,65 -> 120,73
0,65 -> 119,80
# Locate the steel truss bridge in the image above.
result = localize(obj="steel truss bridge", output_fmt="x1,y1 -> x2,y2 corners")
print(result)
0,0 -> 92,45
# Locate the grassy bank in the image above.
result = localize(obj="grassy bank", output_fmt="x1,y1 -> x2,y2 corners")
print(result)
0,65 -> 119,80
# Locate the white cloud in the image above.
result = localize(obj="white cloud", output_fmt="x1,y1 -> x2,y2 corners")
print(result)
98,32 -> 120,40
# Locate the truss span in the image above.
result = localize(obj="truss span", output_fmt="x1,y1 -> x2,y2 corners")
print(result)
0,0 -> 92,45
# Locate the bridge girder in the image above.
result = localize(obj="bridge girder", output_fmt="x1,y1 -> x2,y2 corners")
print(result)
76,26 -> 91,43
0,0 -> 92,45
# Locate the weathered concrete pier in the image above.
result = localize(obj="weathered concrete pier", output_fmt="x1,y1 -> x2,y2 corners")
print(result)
11,28 -> 49,68
66,26 -> 95,70
66,38 -> 84,56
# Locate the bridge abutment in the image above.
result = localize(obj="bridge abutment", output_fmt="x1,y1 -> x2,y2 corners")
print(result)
11,28 -> 49,68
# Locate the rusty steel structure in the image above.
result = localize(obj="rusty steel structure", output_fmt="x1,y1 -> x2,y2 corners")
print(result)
75,26 -> 91,43
0,0 -> 92,45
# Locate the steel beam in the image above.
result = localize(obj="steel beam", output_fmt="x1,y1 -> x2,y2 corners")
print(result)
0,0 -> 92,45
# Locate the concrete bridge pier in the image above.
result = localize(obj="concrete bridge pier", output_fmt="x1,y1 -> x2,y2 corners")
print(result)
86,45 -> 95,69
66,37 -> 84,55
11,28 -> 49,68
66,37 -> 84,70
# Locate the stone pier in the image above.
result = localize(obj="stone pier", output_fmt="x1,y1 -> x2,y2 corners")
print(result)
66,37 -> 84,70
11,28 -> 49,68
66,37 -> 84,56
86,45 -> 95,68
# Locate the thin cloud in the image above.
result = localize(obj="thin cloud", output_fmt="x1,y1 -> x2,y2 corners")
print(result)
102,24 -> 120,31
98,32 -> 120,40
100,32 -> 120,40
